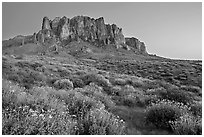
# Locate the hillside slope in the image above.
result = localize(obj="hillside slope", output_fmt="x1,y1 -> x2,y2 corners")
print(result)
2,15 -> 202,135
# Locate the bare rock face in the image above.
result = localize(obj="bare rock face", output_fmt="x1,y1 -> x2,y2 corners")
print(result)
125,37 -> 147,54
38,16 -> 126,46
36,15 -> 147,54
51,17 -> 61,35
57,16 -> 71,40
42,16 -> 51,30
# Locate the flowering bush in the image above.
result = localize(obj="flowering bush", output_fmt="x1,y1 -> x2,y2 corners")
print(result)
170,113 -> 202,135
2,78 -> 126,135
76,108 -> 126,135
2,105 -> 77,135
145,99 -> 190,130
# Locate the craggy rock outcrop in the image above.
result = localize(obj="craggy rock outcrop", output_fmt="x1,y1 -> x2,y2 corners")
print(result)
42,16 -> 51,30
125,37 -> 147,54
37,16 -> 125,46
36,15 -> 147,54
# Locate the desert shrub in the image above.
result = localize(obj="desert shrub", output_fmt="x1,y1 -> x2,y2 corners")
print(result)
113,85 -> 146,107
2,82 -> 78,135
112,91 -> 146,107
46,77 -> 59,87
145,88 -> 167,105
128,78 -> 145,88
142,80 -> 160,90
145,99 -> 190,130
157,80 -> 177,90
123,93 -> 148,107
82,73 -> 111,86
189,102 -> 202,117
142,80 -> 175,91
75,108 -> 126,135
122,93 -> 138,107
58,68 -> 71,77
120,85 -> 143,96
54,79 -> 73,90
23,86 -> 67,113
81,83 -> 116,109
2,80 -> 125,135
72,78 -> 85,88
6,68 -> 46,89
119,85 -> 135,96
170,113 -> 202,135
47,88 -> 72,102
141,94 -> 159,106
2,105 -> 77,135
2,80 -> 25,108
80,83 -> 103,95
112,78 -> 127,86
111,86 -> 122,96
159,88 -> 193,105
67,91 -> 105,118
1,80 -> 44,107
15,61 -> 43,70
81,73 -> 112,94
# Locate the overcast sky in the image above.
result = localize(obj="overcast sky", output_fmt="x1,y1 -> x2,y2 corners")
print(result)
2,2 -> 202,60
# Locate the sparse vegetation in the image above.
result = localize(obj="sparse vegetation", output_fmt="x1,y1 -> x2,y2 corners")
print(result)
2,40 -> 202,135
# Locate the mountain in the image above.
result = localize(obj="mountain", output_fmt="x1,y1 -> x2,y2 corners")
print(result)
36,16 -> 147,54
3,15 -> 147,55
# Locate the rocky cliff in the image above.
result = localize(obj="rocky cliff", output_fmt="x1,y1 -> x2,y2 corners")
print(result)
125,37 -> 147,54
36,15 -> 147,54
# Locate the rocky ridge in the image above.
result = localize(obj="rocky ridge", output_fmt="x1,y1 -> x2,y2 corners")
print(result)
35,15 -> 147,54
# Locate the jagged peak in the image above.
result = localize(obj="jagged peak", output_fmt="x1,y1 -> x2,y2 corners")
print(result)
42,16 -> 51,30
38,15 -> 147,54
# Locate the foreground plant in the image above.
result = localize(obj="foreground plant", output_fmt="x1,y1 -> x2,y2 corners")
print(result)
169,114 -> 202,135
145,99 -> 190,130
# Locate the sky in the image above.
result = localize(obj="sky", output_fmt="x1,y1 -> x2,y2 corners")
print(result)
2,2 -> 202,60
